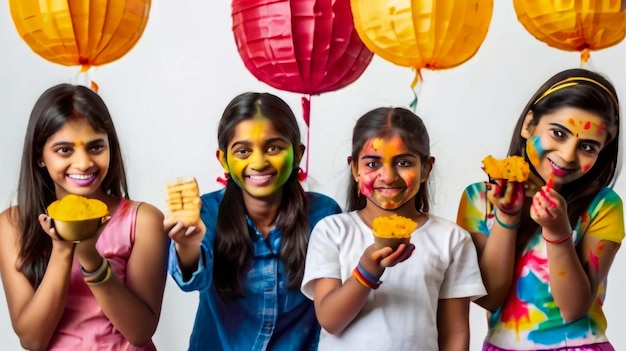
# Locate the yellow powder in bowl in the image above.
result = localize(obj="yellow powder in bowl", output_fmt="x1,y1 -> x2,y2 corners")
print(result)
482,155 -> 530,182
48,194 -> 108,221
372,214 -> 418,239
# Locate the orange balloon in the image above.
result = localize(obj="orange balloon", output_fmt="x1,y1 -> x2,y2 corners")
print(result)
351,0 -> 493,74
514,0 -> 626,53
10,0 -> 151,68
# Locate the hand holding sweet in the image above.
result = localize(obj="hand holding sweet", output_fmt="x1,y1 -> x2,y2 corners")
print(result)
485,179 -> 525,215
165,177 -> 201,227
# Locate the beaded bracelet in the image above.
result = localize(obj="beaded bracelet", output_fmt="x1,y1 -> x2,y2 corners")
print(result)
494,209 -> 520,230
543,231 -> 574,245
86,265 -> 112,286
352,267 -> 381,289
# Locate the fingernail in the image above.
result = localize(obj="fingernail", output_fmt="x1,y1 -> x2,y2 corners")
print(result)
185,226 -> 196,235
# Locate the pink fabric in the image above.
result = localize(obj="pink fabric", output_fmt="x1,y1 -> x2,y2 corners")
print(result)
48,199 -> 156,351
483,342 -> 614,351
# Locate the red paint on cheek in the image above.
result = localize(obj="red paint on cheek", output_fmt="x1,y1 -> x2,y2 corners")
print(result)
359,174 -> 376,197
582,164 -> 591,173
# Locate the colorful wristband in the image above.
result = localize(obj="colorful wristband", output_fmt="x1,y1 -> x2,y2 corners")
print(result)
86,265 -> 112,286
356,263 -> 382,285
352,267 -> 381,289
494,209 -> 520,230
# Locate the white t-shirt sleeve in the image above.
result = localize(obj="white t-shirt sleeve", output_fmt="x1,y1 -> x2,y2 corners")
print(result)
301,216 -> 343,300
439,226 -> 487,301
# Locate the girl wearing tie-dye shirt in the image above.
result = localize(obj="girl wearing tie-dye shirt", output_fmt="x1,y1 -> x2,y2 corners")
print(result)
457,68 -> 624,351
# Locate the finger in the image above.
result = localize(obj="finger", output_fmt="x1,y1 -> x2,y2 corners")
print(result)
539,188 -> 557,208
370,246 -> 393,262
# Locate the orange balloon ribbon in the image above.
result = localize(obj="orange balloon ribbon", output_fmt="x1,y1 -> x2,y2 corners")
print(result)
513,0 -> 626,64
9,0 -> 151,68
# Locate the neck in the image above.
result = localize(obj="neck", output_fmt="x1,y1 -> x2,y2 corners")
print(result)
242,191 -> 281,237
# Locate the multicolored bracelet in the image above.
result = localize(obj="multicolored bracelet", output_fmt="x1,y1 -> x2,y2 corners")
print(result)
352,264 -> 381,289
81,257 -> 111,286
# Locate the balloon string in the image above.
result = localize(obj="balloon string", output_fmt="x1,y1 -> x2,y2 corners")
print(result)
78,65 -> 99,92
298,96 -> 311,182
580,48 -> 591,67
409,69 -> 423,112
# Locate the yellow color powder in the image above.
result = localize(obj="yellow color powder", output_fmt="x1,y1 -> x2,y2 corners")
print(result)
372,214 -> 418,239
48,194 -> 108,221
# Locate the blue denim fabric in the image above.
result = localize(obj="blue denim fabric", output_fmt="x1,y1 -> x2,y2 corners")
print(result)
169,189 -> 341,351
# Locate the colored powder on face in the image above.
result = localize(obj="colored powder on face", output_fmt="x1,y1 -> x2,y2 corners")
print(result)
526,135 -> 545,168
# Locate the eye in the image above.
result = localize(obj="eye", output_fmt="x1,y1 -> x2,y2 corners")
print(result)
365,161 -> 379,169
89,144 -> 106,153
579,142 -> 599,154
551,129 -> 565,139
396,159 -> 413,167
266,145 -> 283,154
55,147 -> 72,155
233,148 -> 251,158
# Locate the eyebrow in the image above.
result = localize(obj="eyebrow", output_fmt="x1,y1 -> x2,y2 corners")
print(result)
360,153 -> 417,160
50,138 -> 107,147
230,137 -> 290,149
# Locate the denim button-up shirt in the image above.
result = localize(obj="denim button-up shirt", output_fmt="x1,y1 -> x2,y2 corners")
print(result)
169,189 -> 341,351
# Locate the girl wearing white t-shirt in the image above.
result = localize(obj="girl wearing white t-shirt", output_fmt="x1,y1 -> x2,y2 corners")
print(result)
301,107 -> 486,351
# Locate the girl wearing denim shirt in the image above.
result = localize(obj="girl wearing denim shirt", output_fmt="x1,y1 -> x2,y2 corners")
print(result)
166,92 -> 341,351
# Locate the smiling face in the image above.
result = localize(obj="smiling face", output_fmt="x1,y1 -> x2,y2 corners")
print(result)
522,107 -> 608,189
41,117 -> 110,199
219,115 -> 297,199
352,135 -> 431,211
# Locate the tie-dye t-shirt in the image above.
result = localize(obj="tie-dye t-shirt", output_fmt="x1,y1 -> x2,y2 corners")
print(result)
457,183 -> 624,349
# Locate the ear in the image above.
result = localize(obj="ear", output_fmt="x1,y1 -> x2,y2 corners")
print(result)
420,157 -> 435,182
38,160 -> 45,167
216,150 -> 229,173
520,111 -> 535,139
295,144 -> 305,166
348,156 -> 359,182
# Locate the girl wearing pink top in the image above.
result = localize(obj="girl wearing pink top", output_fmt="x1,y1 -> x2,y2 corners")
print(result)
0,84 -> 168,350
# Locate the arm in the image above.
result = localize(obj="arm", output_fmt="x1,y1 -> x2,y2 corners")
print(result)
312,244 -> 413,334
457,182 -> 523,311
534,187 -> 622,321
437,297 -> 470,351
0,209 -> 75,350
75,203 -> 168,346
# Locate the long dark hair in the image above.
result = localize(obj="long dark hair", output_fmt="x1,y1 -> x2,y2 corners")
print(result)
16,83 -> 128,288
347,107 -> 432,212
214,92 -> 309,300
508,68 -> 621,255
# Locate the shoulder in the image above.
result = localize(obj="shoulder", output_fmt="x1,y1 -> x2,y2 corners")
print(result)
306,191 -> 342,223
200,188 -> 225,206
0,207 -> 20,247
135,201 -> 164,221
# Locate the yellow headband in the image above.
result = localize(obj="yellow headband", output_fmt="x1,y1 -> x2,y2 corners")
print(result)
534,76 -> 619,108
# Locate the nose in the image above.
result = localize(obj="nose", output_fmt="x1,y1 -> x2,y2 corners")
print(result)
249,149 -> 268,170
378,164 -> 397,184
72,149 -> 94,171
558,141 -> 578,164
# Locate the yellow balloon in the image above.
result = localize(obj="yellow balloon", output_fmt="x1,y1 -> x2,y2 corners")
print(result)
351,0 -> 493,71
9,0 -> 151,68
513,0 -> 626,52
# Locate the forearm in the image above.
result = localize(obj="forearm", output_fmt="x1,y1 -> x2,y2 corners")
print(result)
439,330 -> 469,351
476,227 -> 517,310
315,277 -> 372,335
175,242 -> 201,274
545,236 -> 592,321
14,245 -> 73,350
90,275 -> 161,346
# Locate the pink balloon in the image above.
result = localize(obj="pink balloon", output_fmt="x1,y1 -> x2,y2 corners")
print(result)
232,0 -> 373,95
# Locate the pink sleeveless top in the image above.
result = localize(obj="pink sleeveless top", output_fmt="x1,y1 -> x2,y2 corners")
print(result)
48,199 -> 157,350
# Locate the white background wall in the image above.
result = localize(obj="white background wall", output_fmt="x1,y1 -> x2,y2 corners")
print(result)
1,2 -> 625,350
